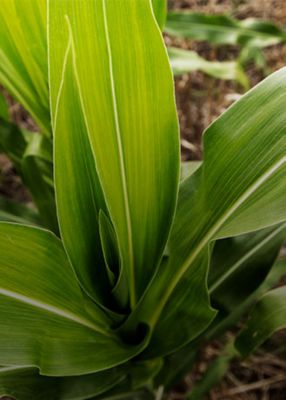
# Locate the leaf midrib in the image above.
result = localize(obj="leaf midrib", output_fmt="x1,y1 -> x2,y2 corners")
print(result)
0,287 -> 109,335
101,0 -> 135,307
151,155 -> 286,325
209,222 -> 286,293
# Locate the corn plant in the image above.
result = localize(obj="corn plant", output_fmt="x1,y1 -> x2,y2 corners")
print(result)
166,11 -> 286,73
0,1 -> 286,399
0,91 -> 57,232
0,0 -> 250,229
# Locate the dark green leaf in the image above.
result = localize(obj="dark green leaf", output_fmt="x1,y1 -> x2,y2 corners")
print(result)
166,12 -> 286,48
236,284 -> 286,357
0,223 -> 148,376
0,195 -> 41,226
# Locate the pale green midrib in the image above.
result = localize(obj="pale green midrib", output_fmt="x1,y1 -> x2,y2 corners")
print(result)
0,287 -> 109,335
101,0 -> 136,308
0,365 -> 30,373
166,19 -> 284,42
151,155 -> 286,325
52,29 -> 71,133
209,222 -> 286,294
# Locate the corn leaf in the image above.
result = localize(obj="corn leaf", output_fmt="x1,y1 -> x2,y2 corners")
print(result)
0,366 -> 125,400
99,210 -> 128,310
209,223 -> 286,311
124,68 -> 286,357
0,223 -> 147,376
166,12 -> 286,48
49,0 -> 180,308
207,257 -> 286,341
50,40 -> 111,306
169,47 -> 249,88
0,117 -> 57,232
152,0 -> 167,30
0,195 -> 41,226
0,0 -> 50,135
236,283 -> 286,357
157,256 -> 286,391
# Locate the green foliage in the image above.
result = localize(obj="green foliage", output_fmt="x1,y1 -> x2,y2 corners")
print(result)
0,1 -> 285,399
236,283 -> 286,357
166,11 -> 286,72
152,0 -> 167,29
168,47 -> 249,87
166,12 -> 286,46
0,116 -> 57,231
0,0 -> 49,135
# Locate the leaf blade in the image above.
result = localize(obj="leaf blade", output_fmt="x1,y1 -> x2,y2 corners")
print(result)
236,285 -> 286,357
124,68 -> 286,357
0,0 -> 50,134
0,223 -> 147,376
49,0 -> 180,306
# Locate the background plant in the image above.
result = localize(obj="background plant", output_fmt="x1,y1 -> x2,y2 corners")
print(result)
165,10 -> 286,76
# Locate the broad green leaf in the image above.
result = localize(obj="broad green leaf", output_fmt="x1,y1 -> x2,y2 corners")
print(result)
169,47 -> 249,88
152,0 -> 167,30
0,223 -> 148,376
51,36 -> 111,306
209,223 -> 286,311
236,285 -> 286,357
0,0 -> 50,135
0,195 -> 41,226
0,360 -> 160,400
157,257 -> 286,391
166,12 -> 286,48
124,68 -> 286,357
49,0 -> 180,308
0,366 -> 125,400
93,359 -> 161,400
206,257 -> 286,340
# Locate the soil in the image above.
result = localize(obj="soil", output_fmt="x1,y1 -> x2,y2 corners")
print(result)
0,1 -> 286,399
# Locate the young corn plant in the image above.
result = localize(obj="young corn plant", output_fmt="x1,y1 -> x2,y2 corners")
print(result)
0,1 -> 286,399
165,11 -> 286,72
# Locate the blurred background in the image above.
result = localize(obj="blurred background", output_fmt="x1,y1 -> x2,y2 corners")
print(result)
166,0 -> 286,161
